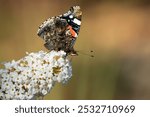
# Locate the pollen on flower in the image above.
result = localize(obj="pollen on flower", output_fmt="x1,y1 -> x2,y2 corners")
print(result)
53,66 -> 61,74
53,56 -> 60,60
0,50 -> 72,100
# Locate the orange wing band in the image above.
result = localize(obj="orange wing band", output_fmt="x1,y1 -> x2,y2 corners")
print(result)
67,25 -> 77,38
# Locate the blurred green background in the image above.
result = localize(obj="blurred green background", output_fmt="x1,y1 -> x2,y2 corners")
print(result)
1,0 -> 150,99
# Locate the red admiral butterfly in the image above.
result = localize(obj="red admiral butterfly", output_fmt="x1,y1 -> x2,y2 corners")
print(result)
37,6 -> 82,56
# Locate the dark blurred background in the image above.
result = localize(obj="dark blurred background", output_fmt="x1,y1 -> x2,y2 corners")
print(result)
1,0 -> 150,99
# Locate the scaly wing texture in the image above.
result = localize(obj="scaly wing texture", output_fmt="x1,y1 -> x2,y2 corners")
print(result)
37,6 -> 82,55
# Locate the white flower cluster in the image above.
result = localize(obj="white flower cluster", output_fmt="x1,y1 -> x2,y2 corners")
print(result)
0,50 -> 72,100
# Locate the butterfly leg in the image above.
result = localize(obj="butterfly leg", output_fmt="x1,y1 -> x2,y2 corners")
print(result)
70,38 -> 78,56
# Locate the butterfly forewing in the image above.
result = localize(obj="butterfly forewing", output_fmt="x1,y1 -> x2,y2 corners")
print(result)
37,6 -> 82,55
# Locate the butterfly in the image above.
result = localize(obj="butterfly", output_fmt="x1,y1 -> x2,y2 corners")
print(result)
37,6 -> 82,56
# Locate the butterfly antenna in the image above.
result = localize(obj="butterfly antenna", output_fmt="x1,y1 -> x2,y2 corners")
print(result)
77,50 -> 94,57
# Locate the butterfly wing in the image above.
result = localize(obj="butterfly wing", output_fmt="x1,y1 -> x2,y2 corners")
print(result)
37,6 -> 82,55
